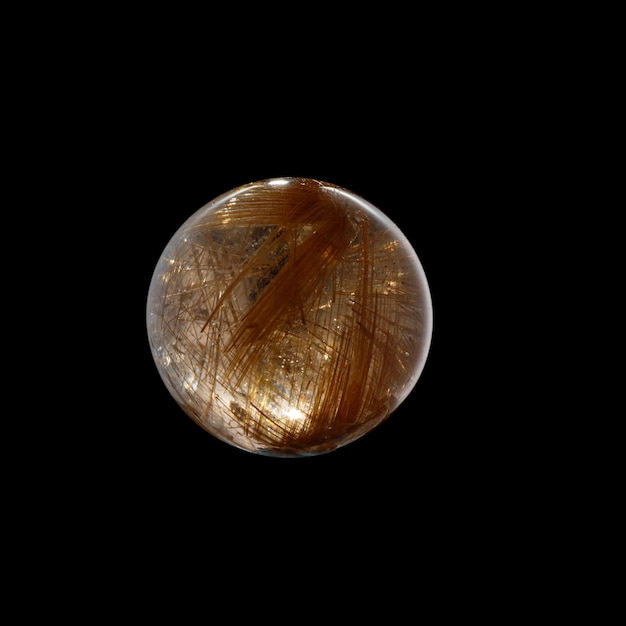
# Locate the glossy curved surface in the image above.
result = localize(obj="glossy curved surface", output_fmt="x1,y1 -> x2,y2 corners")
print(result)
146,177 -> 432,457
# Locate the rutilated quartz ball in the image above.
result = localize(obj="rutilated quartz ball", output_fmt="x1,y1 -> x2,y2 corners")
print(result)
146,177 -> 433,457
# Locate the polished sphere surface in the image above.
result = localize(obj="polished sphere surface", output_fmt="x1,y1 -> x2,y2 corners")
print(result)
146,177 -> 433,457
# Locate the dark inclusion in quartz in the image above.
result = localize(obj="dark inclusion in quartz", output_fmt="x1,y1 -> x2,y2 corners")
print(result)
146,177 -> 433,457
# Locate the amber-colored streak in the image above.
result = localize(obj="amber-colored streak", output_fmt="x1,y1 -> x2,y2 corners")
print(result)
150,178 -> 428,456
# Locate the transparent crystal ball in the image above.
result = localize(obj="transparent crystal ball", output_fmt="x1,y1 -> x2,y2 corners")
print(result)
146,177 -> 433,457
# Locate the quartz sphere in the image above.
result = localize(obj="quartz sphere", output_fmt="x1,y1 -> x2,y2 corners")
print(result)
146,177 -> 433,457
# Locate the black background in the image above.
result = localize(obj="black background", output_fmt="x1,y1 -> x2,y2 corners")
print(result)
5,8 -> 582,617
30,37 -> 534,609
76,90 -> 508,542
109,117 -> 503,530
